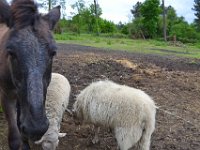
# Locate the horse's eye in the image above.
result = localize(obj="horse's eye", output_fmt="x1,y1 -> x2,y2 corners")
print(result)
49,50 -> 56,57
7,49 -> 16,58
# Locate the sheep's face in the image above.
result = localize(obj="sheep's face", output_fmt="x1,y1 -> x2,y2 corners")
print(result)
35,131 -> 59,150
42,140 -> 59,150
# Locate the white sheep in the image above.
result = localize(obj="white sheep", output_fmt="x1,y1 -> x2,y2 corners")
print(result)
73,80 -> 156,150
35,73 -> 71,150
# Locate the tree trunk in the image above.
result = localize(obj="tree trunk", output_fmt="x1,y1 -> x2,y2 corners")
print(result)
94,0 -> 99,35
162,0 -> 167,41
48,0 -> 52,11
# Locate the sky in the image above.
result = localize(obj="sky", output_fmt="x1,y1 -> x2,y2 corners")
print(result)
65,0 -> 195,24
6,0 -> 196,24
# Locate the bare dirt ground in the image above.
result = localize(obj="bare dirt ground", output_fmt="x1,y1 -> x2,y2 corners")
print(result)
1,43 -> 200,150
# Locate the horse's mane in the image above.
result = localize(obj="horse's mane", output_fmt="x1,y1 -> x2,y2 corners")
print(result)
11,0 -> 39,29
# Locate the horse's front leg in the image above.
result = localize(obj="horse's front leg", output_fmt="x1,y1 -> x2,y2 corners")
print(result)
1,94 -> 22,150
21,137 -> 30,150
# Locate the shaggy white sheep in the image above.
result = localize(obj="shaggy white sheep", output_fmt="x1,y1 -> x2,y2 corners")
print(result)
73,80 -> 156,150
35,73 -> 71,150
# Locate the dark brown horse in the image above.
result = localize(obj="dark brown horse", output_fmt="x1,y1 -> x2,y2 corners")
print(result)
0,0 -> 60,149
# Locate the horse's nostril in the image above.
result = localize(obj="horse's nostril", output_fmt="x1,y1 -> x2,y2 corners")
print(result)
20,124 -> 29,136
20,119 -> 49,141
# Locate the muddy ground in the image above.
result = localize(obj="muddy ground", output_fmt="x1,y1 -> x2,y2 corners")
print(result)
0,43 -> 200,150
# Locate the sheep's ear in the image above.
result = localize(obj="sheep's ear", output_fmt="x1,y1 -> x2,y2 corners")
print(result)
0,0 -> 12,27
43,5 -> 61,30
35,137 -> 44,145
58,133 -> 66,138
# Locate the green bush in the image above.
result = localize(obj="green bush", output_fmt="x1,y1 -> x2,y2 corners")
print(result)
121,24 -> 129,35
99,19 -> 117,33
107,40 -> 112,45
169,22 -> 200,43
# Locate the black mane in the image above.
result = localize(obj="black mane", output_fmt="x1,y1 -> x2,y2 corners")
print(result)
11,0 -> 39,29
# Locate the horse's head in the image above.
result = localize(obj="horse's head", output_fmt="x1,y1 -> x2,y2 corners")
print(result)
0,0 -> 60,141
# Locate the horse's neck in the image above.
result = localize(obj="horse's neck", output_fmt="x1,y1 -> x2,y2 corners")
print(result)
0,24 -> 10,84
0,23 -> 9,60
0,23 -> 9,44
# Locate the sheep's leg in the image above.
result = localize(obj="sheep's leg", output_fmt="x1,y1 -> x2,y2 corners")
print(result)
136,117 -> 155,150
65,108 -> 73,116
136,130 -> 151,150
115,127 -> 142,150
92,126 -> 100,144
136,128 -> 154,150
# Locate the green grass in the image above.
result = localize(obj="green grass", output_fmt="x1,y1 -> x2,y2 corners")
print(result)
54,33 -> 200,59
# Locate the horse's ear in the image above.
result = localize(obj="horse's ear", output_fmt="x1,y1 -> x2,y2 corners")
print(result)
0,0 -> 12,27
43,6 -> 61,30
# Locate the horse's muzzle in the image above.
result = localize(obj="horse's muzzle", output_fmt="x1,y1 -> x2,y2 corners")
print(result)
21,118 -> 49,141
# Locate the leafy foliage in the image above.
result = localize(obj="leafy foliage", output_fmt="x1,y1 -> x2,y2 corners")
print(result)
140,0 -> 161,38
131,1 -> 142,19
38,0 -> 66,17
69,0 -> 102,34
125,0 -> 199,43
51,0 -> 200,44
193,0 -> 200,31
128,18 -> 145,39
99,19 -> 116,33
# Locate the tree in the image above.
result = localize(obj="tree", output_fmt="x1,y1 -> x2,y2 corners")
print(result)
90,1 -> 102,35
71,0 -> 86,34
166,6 -> 178,35
140,0 -> 161,38
129,1 -> 145,39
193,0 -> 200,31
38,0 -> 66,17
129,18 -> 145,39
162,0 -> 167,41
94,0 -> 98,34
131,1 -> 142,19
70,0 -> 102,34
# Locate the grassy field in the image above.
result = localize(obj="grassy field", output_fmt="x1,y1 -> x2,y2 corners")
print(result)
54,33 -> 200,59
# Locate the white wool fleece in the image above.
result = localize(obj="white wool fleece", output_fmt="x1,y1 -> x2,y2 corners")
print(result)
35,73 -> 71,150
73,80 -> 156,150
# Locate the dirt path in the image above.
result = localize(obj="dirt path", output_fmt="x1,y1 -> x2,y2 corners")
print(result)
1,43 -> 200,150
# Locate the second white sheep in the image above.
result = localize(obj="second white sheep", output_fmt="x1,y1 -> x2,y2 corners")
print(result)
73,80 -> 156,150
